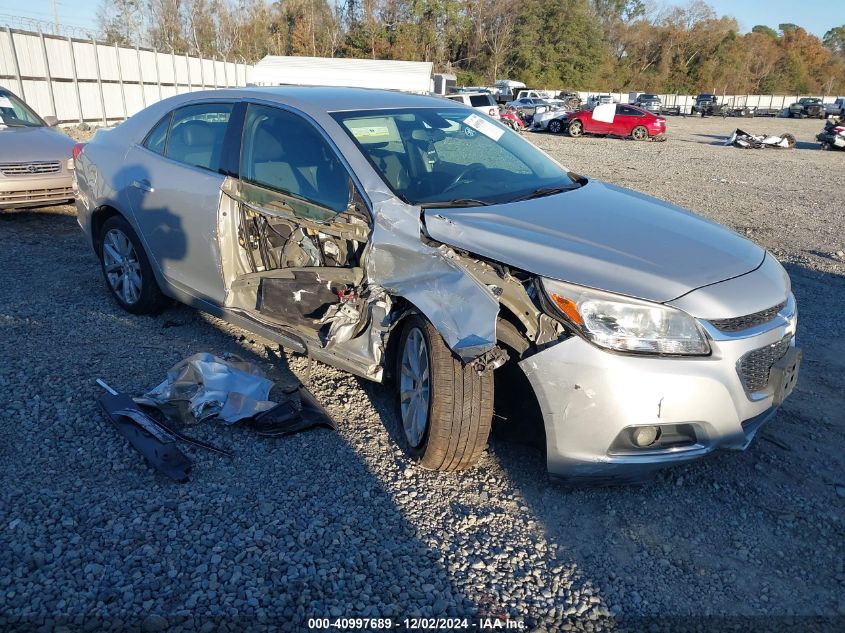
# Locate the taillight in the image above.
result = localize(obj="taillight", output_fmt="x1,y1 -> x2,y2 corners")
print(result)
72,143 -> 86,160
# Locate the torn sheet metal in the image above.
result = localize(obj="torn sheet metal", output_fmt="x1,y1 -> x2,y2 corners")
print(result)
364,196 -> 499,362
137,353 -> 276,424
725,129 -> 795,149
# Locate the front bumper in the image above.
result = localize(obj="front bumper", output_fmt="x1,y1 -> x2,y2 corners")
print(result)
0,172 -> 74,209
518,311 -> 797,482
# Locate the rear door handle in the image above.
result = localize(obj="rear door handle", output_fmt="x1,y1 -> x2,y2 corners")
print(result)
131,179 -> 154,193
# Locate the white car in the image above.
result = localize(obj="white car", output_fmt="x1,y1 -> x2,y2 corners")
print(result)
587,94 -> 615,108
445,92 -> 500,119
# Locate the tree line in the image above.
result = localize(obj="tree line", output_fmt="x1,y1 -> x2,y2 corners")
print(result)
98,0 -> 845,94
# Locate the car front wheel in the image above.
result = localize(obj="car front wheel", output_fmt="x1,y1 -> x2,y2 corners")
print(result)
99,215 -> 165,314
568,120 -> 583,137
396,315 -> 493,471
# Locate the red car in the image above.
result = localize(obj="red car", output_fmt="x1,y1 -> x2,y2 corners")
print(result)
563,103 -> 665,140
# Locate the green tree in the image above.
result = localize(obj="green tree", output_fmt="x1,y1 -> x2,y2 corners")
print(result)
823,25 -> 845,57
751,25 -> 777,38
510,0 -> 605,87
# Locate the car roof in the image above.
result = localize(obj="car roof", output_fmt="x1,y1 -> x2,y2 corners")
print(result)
176,86 -> 458,113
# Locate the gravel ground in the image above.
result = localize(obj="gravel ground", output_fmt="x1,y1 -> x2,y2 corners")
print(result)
0,115 -> 843,632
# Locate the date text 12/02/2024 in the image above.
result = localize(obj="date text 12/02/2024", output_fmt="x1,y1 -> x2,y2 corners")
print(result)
307,617 -> 526,629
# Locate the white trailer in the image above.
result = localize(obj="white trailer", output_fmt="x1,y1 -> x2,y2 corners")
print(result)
250,56 -> 434,93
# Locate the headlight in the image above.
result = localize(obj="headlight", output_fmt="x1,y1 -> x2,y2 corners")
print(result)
542,279 -> 710,355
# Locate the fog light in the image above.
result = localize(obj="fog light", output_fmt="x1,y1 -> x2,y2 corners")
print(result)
632,425 -> 661,447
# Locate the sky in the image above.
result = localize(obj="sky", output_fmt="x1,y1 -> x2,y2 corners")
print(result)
0,0 -> 837,39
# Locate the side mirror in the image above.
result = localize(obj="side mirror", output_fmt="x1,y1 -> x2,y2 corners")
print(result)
43,115 -> 59,127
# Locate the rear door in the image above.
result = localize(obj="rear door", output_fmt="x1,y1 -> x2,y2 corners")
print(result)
124,101 -> 238,304
612,104 -> 643,135
219,103 -> 371,341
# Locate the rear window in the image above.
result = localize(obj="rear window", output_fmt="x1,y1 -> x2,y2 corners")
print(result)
468,94 -> 495,108
165,103 -> 233,172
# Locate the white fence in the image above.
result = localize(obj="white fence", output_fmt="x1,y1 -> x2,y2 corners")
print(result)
0,26 -> 254,124
573,91 -> 841,114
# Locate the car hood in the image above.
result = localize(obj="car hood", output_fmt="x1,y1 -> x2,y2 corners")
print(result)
422,180 -> 765,303
0,126 -> 75,162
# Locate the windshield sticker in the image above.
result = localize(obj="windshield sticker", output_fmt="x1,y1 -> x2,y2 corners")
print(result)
348,124 -> 391,140
0,97 -> 13,109
462,113 -> 504,141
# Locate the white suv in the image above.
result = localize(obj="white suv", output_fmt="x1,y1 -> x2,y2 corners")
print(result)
445,92 -> 500,118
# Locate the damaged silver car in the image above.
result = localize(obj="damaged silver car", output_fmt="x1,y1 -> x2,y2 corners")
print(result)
75,87 -> 800,481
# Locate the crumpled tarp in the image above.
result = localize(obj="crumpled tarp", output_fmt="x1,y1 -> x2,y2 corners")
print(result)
136,353 -> 276,424
725,128 -> 795,149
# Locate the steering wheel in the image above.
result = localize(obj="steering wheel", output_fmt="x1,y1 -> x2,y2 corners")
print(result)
442,162 -> 485,194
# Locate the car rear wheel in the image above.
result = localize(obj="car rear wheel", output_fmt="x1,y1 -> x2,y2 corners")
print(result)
548,119 -> 563,134
396,315 -> 493,471
631,126 -> 649,141
568,120 -> 583,137
99,215 -> 165,315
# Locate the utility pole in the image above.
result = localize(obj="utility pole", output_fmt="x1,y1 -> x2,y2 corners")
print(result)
52,0 -> 61,35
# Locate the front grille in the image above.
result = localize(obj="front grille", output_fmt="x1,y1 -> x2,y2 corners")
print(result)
709,300 -> 786,333
0,186 -> 74,203
737,336 -> 791,393
0,161 -> 61,176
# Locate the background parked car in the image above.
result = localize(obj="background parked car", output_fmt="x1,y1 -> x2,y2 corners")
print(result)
788,97 -> 825,118
564,103 -> 665,140
445,92 -> 500,118
631,93 -> 662,114
586,94 -> 614,109
692,93 -> 719,116
505,97 -> 553,117
824,98 -> 845,117
0,88 -> 75,210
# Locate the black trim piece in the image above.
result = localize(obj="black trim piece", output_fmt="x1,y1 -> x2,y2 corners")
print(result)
220,101 -> 246,177
98,389 -> 192,483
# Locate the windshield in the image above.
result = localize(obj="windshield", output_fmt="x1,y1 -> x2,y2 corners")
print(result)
331,107 -> 578,206
0,92 -> 45,127
800,98 -> 819,104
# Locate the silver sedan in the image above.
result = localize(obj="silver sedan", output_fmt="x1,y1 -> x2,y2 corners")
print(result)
74,87 -> 800,481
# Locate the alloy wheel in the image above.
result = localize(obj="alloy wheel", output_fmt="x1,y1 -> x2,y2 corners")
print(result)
399,327 -> 431,448
632,126 -> 648,141
103,228 -> 142,305
569,121 -> 583,137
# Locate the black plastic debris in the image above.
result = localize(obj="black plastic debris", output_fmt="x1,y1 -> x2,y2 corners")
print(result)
96,379 -> 192,483
817,118 -> 845,150
248,385 -> 336,437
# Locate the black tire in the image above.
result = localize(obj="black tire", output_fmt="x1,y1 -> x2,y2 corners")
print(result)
395,314 -> 493,471
548,119 -> 563,134
568,119 -> 583,137
99,215 -> 165,315
631,125 -> 649,141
